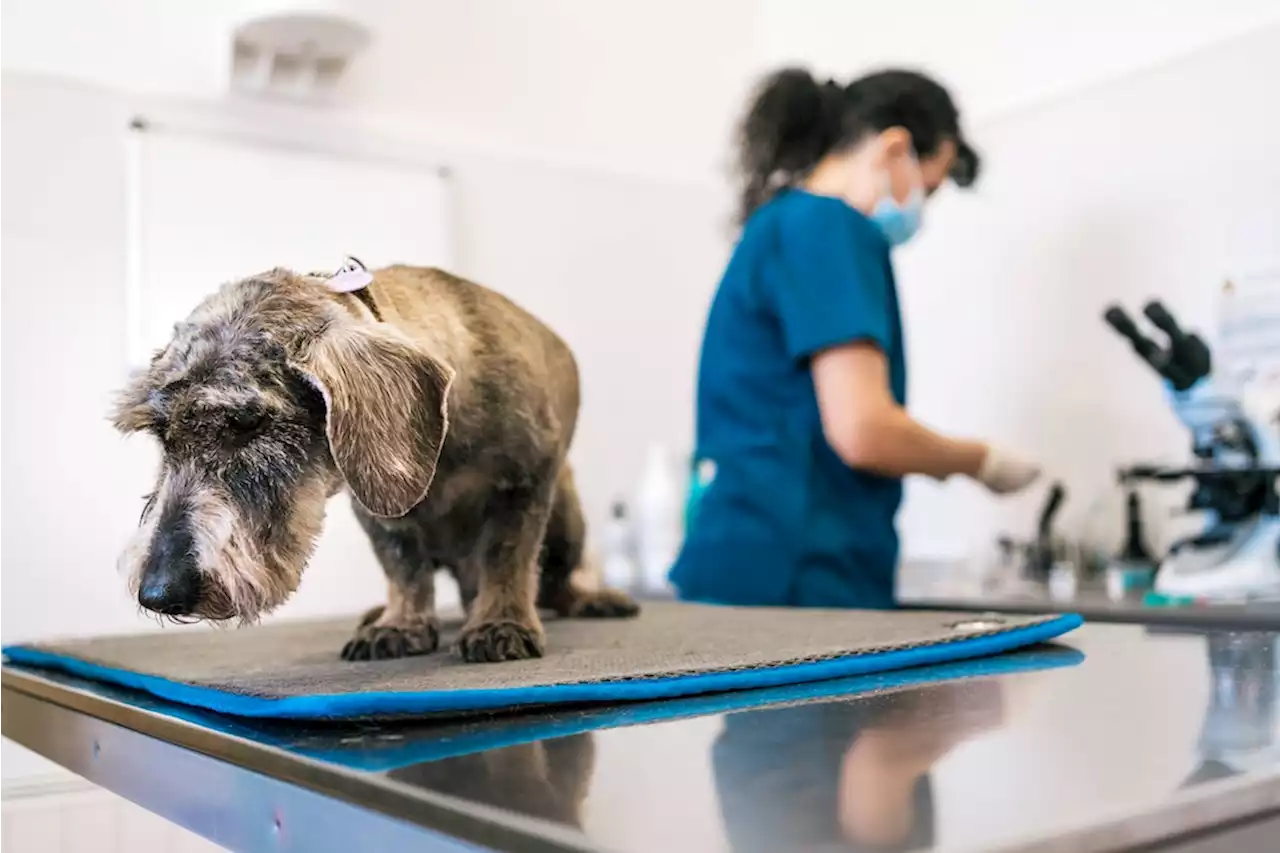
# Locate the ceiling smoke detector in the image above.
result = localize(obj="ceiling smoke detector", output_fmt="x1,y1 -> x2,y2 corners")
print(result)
231,3 -> 371,102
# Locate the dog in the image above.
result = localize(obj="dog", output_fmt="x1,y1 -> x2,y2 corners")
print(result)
111,263 -> 639,663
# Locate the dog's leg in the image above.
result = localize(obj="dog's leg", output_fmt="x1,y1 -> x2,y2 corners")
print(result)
449,563 -> 480,616
342,520 -> 440,661
454,481 -> 553,663
542,733 -> 596,829
538,465 -> 640,619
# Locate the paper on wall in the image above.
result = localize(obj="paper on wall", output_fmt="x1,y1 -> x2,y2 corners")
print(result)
1216,268 -> 1280,394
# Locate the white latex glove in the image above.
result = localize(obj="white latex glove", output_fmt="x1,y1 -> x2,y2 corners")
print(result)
976,446 -> 1042,494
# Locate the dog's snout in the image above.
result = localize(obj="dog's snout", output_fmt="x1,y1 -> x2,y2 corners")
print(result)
138,518 -> 202,615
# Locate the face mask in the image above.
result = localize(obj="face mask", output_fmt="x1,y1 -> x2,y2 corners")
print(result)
869,167 -> 925,247
870,184 -> 924,247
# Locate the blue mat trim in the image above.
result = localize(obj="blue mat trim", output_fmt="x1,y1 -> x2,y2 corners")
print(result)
1,613 -> 1081,720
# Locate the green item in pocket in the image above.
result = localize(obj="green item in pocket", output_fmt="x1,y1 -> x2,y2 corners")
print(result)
685,458 -> 717,532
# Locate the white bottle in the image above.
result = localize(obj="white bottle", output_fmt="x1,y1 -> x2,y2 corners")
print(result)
633,444 -> 684,593
601,500 -> 638,590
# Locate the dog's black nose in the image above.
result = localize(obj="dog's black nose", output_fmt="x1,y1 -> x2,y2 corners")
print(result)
138,524 -> 202,615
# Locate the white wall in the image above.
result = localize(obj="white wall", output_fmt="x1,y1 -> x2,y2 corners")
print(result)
759,0 -> 1280,122
12,1 -> 1278,175
894,23 -> 1280,558
3,779 -> 223,853
0,0 -> 241,99
345,0 -> 757,182
0,0 -> 757,182
2,76 -> 148,643
445,153 -> 732,530
2,75 -> 166,783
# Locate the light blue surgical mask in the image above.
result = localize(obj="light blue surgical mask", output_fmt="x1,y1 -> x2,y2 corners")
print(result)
870,183 -> 925,247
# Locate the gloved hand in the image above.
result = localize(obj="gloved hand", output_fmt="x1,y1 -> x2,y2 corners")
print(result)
976,445 -> 1042,494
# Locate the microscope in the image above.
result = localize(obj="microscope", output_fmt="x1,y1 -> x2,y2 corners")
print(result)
1103,300 -> 1280,600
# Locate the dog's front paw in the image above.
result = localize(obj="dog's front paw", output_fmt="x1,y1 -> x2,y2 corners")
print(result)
456,619 -> 545,663
341,619 -> 440,661
567,588 -> 641,619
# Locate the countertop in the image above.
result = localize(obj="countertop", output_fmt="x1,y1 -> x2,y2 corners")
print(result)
4,621 -> 1279,852
895,562 -> 1280,631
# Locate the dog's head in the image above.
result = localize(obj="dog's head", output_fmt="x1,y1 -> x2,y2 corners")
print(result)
111,269 -> 453,623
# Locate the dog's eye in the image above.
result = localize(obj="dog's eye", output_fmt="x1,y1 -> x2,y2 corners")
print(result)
227,410 -> 267,436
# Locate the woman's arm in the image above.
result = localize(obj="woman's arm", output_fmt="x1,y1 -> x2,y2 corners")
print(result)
769,198 -> 1037,490
811,341 -> 987,480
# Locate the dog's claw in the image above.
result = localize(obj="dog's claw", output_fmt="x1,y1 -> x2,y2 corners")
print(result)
340,620 -> 440,662
456,620 -> 545,663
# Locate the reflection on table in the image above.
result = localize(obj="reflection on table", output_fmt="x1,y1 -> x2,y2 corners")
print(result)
712,678 -> 1004,852
4,625 -> 1278,853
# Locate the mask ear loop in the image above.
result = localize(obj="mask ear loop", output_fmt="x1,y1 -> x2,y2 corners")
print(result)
886,151 -> 927,213
906,153 -> 927,219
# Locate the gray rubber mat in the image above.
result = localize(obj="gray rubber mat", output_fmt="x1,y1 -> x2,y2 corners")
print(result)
3,602 -> 1080,720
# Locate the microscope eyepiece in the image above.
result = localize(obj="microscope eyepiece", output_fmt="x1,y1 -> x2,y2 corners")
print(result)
1143,301 -> 1183,341
1104,305 -> 1142,340
1143,300 -> 1212,384
1103,301 -> 1207,391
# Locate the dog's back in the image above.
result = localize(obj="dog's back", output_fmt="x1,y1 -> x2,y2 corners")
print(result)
366,266 -> 581,456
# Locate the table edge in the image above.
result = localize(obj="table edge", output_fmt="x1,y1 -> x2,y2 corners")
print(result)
1,666 -> 601,853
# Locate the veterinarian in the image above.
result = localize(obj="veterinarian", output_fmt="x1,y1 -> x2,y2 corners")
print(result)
670,68 -> 1042,609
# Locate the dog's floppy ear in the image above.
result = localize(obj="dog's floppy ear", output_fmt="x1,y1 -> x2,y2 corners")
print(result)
110,340 -> 180,434
294,324 -> 454,517
111,375 -> 156,434
110,359 -> 166,434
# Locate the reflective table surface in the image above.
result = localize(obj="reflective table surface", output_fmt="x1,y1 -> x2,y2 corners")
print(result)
4,622 -> 1280,853
897,561 -> 1280,631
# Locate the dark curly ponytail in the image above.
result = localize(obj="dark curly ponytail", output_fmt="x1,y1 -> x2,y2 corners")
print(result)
733,66 -> 980,224
734,68 -> 850,224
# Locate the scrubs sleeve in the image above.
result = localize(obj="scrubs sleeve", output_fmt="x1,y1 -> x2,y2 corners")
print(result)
772,198 -> 892,363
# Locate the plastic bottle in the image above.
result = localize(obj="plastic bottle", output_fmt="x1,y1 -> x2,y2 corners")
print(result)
633,445 -> 684,593
601,500 -> 638,590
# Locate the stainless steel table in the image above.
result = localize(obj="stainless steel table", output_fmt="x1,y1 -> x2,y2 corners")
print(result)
900,587 -> 1280,631
4,622 -> 1279,853
896,562 -> 1280,631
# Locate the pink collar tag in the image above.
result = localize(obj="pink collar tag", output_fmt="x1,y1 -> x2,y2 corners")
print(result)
325,257 -> 373,293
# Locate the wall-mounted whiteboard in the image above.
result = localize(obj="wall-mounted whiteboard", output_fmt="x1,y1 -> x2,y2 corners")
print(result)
125,127 -> 454,367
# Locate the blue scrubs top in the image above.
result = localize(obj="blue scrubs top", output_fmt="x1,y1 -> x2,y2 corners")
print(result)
670,188 -> 906,609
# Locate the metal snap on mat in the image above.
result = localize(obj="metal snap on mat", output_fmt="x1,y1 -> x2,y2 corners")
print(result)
948,615 -> 1009,632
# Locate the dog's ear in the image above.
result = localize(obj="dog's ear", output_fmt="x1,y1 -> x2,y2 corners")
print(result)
110,369 -> 160,434
111,340 -> 179,434
294,324 -> 453,517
